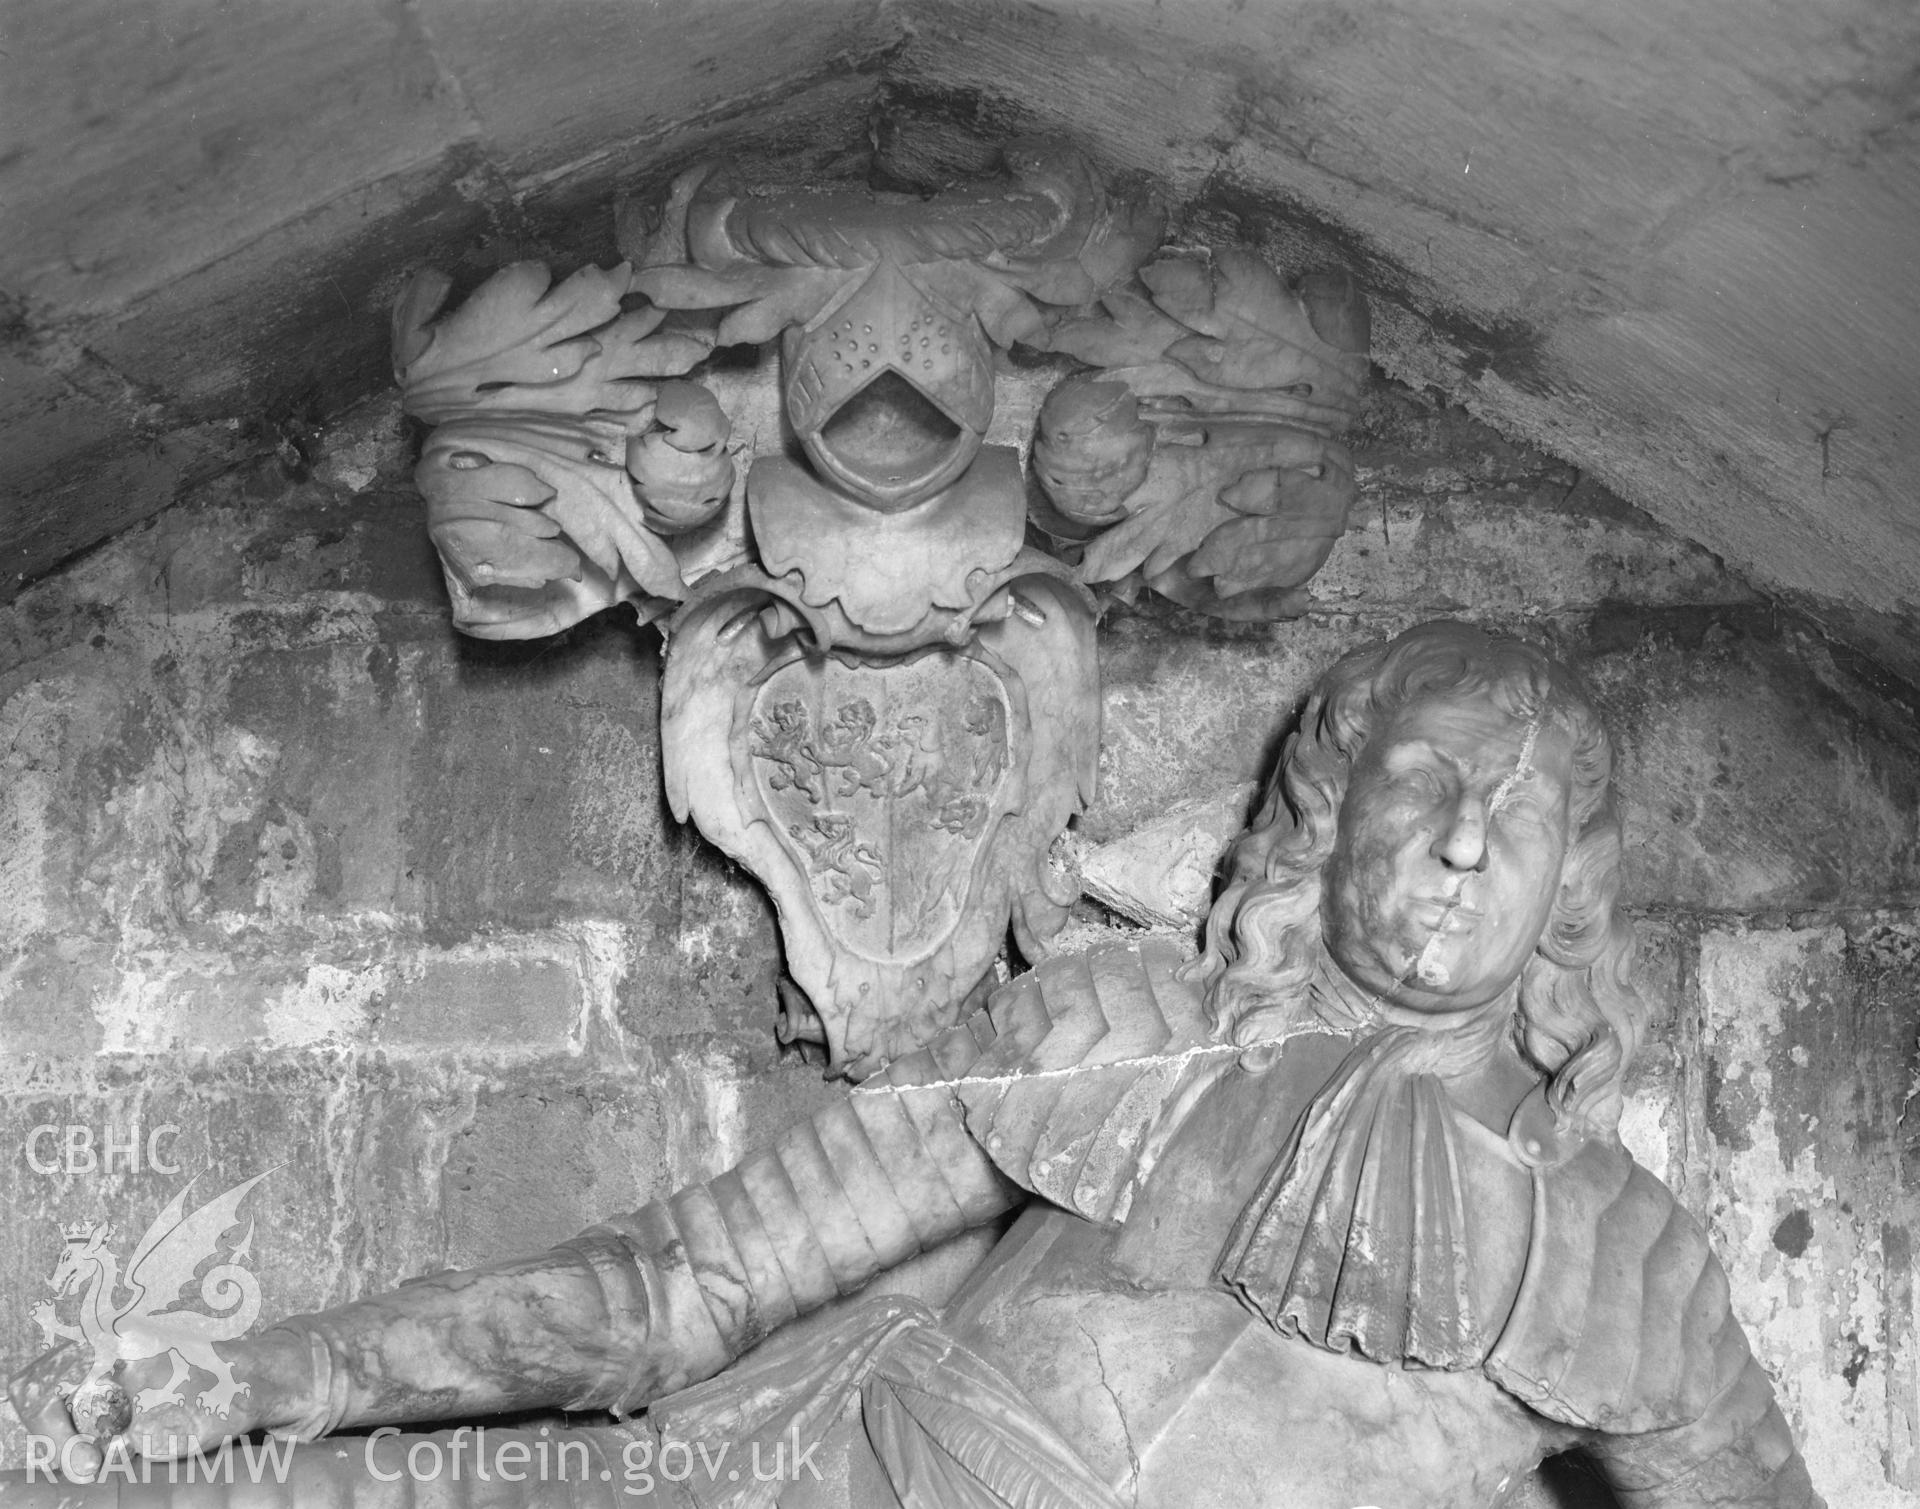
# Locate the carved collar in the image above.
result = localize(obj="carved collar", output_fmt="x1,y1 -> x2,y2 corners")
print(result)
1218,1022 -> 1496,1369
1218,963 -> 1536,1372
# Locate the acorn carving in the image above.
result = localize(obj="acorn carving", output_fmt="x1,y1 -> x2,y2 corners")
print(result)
626,380 -> 735,533
1032,378 -> 1153,528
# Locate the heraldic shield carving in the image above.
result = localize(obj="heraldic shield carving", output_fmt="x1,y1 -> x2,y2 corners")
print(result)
750,658 -> 1015,944
393,136 -> 1369,1073
663,574 -> 1097,1075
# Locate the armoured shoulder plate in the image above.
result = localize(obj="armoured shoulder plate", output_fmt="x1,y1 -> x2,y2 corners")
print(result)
1487,1137 -> 1739,1434
950,939 -> 1226,1226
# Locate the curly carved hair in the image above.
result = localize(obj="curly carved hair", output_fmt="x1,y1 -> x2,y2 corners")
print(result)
1189,621 -> 1647,1134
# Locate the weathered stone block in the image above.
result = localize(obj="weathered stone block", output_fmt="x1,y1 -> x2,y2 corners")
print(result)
437,1049 -> 834,1268
0,0 -> 473,314
1617,912 -> 1690,1190
0,357 -> 119,496
311,395 -> 410,498
417,0 -> 890,183
397,622 -> 665,936
2,428 -> 247,600
439,1069 -> 641,1264
0,943 -> 106,1071
621,832 -> 785,1046
378,955 -> 582,1052
1074,782 -> 1254,930
84,150 -> 495,427
229,498 -> 445,614
1316,490 -> 1751,618
1694,920 -> 1920,1505
1090,610 -> 1365,845
0,660 -> 163,945
1583,613 -> 1920,910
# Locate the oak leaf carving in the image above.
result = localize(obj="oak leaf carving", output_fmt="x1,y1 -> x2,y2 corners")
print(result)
394,261 -> 714,425
1074,427 -> 1354,619
1040,248 -> 1369,619
631,264 -> 861,349
1051,253 -> 1370,431
417,412 -> 687,639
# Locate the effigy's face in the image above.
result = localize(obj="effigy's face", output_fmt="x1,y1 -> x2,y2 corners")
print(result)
1321,688 -> 1576,1014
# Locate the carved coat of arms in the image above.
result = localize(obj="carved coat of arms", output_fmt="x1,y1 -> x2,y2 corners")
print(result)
394,138 -> 1367,1072
749,661 -> 1014,942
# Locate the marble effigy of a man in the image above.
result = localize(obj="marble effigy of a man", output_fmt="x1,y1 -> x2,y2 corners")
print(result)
11,621 -> 1821,1509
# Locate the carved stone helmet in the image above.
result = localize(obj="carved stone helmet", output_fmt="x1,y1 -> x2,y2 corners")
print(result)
782,257 -> 994,511
631,140 -> 1166,514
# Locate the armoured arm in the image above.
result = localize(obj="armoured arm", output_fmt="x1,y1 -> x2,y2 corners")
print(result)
245,940 -> 1204,1437
264,1016 -> 1017,1436
1486,1141 -> 1823,1509
13,942 -> 1194,1469
1581,1328 -> 1822,1508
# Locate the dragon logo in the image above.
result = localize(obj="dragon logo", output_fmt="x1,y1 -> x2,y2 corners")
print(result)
31,1170 -> 273,1418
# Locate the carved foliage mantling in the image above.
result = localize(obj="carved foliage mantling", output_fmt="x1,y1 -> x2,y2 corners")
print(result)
394,261 -> 732,638
1034,249 -> 1373,620
626,142 -> 1167,353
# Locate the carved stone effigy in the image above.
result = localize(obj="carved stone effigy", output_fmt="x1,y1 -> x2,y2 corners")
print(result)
8,623 -> 1824,1509
389,140 -> 1368,1073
